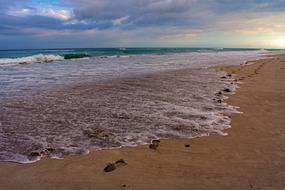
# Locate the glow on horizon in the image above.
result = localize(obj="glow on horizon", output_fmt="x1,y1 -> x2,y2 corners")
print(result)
272,38 -> 285,48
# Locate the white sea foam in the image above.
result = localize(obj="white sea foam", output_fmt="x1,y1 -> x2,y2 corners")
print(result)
0,50 -> 274,163
0,54 -> 64,65
0,67 -> 240,163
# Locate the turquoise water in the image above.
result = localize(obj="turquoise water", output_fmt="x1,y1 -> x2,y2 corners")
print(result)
0,47 -> 267,59
1,47 -> 282,65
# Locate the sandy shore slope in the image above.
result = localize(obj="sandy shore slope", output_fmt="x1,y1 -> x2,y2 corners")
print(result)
0,56 -> 284,190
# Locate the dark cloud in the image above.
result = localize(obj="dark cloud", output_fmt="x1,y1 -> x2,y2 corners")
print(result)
0,13 -> 65,35
70,0 -> 201,28
0,0 -> 285,35
67,0 -> 285,29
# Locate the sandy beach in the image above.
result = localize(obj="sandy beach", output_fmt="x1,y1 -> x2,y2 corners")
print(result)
0,56 -> 284,190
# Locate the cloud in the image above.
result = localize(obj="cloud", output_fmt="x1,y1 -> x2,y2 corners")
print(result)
68,0 -> 204,28
112,16 -> 130,25
37,8 -> 71,20
1,0 -> 285,48
2,0 -> 285,33
7,6 -> 72,20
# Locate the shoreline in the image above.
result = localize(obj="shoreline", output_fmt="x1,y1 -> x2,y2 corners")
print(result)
0,64 -> 236,164
0,56 -> 284,189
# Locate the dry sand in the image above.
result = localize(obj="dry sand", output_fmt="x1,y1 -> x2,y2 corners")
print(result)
0,56 -> 284,190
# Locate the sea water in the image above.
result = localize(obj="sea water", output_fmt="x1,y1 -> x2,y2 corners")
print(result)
0,48 -> 274,163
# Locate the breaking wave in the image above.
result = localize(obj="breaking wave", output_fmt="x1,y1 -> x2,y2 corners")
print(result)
63,53 -> 91,60
0,53 -> 98,65
0,53 -> 134,65
0,54 -> 65,65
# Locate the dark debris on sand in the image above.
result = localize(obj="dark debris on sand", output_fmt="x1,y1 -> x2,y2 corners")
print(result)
149,139 -> 160,150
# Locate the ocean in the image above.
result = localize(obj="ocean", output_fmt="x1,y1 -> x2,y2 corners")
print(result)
0,48 -> 271,101
0,48 -> 278,163
0,47 -> 279,65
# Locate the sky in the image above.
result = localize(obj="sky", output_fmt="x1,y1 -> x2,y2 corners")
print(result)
0,0 -> 285,49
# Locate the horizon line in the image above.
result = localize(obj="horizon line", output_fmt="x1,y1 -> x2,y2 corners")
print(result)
0,47 -> 284,51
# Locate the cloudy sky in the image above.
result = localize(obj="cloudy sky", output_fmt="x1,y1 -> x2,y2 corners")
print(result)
0,0 -> 285,49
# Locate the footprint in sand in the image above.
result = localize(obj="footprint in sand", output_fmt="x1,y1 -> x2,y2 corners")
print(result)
104,159 -> 127,172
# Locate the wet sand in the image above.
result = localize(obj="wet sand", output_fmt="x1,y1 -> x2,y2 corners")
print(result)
0,56 -> 285,190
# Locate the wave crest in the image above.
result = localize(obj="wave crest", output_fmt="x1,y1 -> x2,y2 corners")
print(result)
0,54 -> 65,65
63,53 -> 91,60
